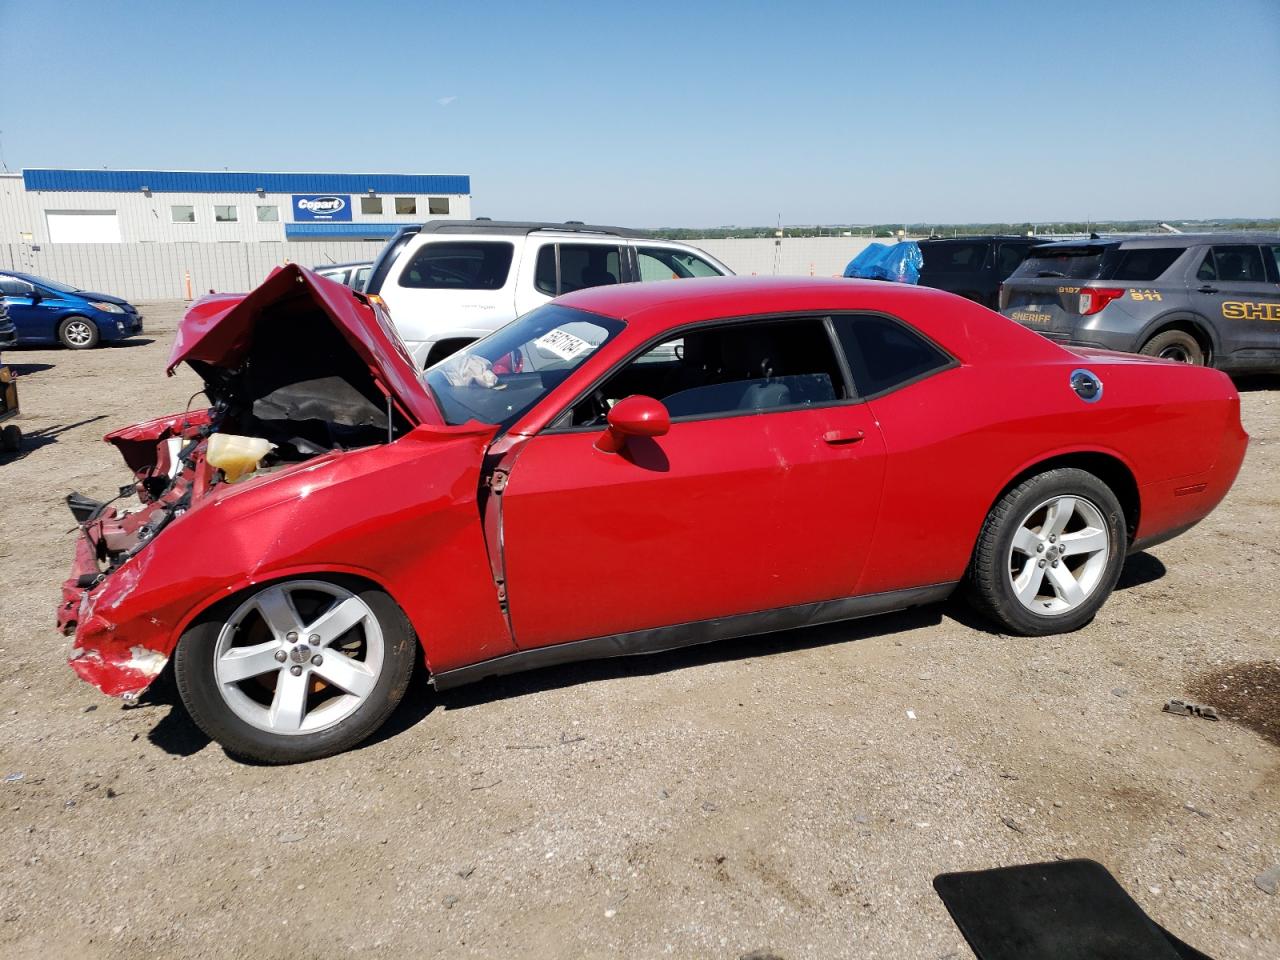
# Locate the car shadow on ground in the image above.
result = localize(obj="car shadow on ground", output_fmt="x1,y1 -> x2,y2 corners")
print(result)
1234,374 -> 1280,392
5,362 -> 55,376
107,338 -> 156,349
0,416 -> 107,465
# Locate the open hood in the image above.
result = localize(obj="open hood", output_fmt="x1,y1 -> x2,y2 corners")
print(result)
168,264 -> 442,427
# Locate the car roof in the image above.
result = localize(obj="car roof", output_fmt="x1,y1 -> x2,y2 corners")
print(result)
552,275 -> 1039,352
1031,232 -> 1280,251
416,219 -> 653,240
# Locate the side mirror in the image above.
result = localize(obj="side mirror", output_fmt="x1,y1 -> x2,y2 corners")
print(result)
26,288 -> 40,304
595,394 -> 670,453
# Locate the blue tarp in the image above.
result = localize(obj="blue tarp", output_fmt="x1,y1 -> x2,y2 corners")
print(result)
843,241 -> 923,284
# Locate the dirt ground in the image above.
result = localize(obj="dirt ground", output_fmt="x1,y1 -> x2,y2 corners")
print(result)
0,301 -> 1277,960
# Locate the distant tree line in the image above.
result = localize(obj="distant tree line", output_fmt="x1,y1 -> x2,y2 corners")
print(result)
650,219 -> 1280,240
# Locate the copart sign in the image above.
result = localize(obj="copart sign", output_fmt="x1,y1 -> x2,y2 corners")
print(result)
292,195 -> 352,222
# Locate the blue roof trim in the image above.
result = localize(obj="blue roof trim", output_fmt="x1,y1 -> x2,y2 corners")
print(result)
285,223 -> 405,239
22,169 -> 470,195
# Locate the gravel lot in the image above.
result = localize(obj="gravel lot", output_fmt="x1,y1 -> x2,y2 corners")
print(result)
1,301 -> 1277,960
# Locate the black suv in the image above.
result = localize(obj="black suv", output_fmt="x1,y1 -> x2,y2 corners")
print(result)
917,235 -> 1044,308
999,233 -> 1280,372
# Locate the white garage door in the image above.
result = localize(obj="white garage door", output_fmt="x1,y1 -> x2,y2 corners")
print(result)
46,210 -> 122,244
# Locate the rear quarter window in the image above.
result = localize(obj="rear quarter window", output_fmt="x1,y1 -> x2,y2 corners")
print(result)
1107,247 -> 1183,282
398,241 -> 515,290
921,243 -> 989,272
832,314 -> 951,397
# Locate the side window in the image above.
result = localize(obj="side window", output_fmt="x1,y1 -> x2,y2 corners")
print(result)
0,276 -> 34,297
637,247 -> 723,280
568,317 -> 848,426
534,244 -> 557,296
1268,246 -> 1280,282
1196,250 -> 1217,282
831,314 -> 950,397
354,266 -> 371,290
399,241 -> 514,290
557,244 -> 621,294
1209,245 -> 1267,283
1109,247 -> 1183,282
996,244 -> 1027,276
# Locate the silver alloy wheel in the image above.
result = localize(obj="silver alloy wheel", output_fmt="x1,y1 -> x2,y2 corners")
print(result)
63,320 -> 94,346
1159,344 -> 1193,363
213,580 -> 384,736
1008,495 -> 1110,615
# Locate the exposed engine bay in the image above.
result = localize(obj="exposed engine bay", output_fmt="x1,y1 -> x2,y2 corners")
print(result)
60,283 -> 414,600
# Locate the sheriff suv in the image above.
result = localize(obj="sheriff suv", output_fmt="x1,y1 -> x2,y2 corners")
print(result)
917,235 -> 1043,308
1000,233 -> 1280,373
366,220 -> 733,367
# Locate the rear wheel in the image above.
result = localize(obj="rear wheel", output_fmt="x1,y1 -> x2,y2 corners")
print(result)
174,577 -> 417,763
967,468 -> 1126,635
58,316 -> 99,350
1140,328 -> 1204,365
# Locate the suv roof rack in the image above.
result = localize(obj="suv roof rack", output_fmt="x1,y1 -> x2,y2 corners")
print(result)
416,219 -> 652,239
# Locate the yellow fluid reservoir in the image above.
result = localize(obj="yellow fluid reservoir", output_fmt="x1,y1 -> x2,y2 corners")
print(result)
206,433 -> 276,483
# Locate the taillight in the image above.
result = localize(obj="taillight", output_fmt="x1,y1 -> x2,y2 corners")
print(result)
1078,287 -> 1124,316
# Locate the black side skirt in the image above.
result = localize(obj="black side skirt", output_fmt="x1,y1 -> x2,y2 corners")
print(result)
430,581 -> 956,691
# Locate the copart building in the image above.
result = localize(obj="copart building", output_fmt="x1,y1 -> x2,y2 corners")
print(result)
0,169 -> 471,244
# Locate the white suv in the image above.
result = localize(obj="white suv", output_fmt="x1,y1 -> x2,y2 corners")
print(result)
365,220 -> 734,367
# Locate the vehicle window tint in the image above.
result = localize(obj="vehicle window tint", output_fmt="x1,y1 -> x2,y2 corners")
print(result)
558,244 -> 621,294
0,276 -> 33,296
1209,245 -> 1267,282
1196,250 -> 1217,282
995,244 -> 1028,276
637,247 -> 722,281
923,243 -> 988,271
534,245 -> 557,296
569,317 -> 847,426
1268,246 -> 1280,280
1108,247 -> 1182,282
399,241 -> 514,290
831,314 -> 950,397
1011,247 -> 1109,280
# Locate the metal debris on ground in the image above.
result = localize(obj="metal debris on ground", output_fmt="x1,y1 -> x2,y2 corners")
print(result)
1162,699 -> 1219,720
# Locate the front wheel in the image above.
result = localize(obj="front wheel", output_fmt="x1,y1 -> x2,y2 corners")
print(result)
174,577 -> 417,763
1140,329 -> 1204,365
58,316 -> 100,349
966,468 -> 1126,635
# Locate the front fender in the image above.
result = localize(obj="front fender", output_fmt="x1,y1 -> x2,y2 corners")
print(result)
67,425 -> 514,698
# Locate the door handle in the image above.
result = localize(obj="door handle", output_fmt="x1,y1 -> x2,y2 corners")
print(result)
823,429 -> 865,446
1197,285 -> 1219,293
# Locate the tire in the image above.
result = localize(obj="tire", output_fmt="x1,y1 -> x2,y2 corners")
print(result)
58,316 -> 100,350
1140,328 -> 1204,365
966,468 -> 1126,636
174,576 -> 417,763
1,424 -> 20,452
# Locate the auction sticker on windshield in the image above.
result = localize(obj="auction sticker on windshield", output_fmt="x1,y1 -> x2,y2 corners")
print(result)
535,328 -> 593,361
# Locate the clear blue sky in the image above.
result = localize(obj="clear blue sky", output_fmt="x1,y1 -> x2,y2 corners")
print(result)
2,0 -> 1277,226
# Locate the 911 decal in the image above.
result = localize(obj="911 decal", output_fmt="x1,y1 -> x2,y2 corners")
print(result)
1223,301 -> 1280,322
1130,289 -> 1163,302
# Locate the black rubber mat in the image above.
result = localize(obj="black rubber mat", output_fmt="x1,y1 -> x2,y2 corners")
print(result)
933,859 -> 1213,960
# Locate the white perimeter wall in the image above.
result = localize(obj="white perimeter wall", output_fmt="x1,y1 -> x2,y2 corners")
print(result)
0,237 -> 892,302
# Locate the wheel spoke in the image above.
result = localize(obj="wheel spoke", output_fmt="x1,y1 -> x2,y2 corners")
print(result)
1011,526 -> 1041,556
312,652 -> 377,698
1013,558 -> 1047,604
308,597 -> 369,647
1046,563 -> 1085,607
268,669 -> 310,731
1059,527 -> 1107,557
254,586 -> 301,640
218,641 -> 283,684
1043,497 -> 1076,538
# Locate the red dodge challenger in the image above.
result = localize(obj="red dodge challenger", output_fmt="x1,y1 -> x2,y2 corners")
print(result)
57,267 -> 1247,762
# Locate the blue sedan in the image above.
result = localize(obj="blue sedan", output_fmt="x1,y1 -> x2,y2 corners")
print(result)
0,271 -> 143,349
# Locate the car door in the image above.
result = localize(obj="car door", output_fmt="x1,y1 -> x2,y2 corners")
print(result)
498,315 -> 887,650
1190,244 -> 1280,362
0,276 -> 51,343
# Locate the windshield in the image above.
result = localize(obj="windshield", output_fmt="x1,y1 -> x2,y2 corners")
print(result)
1011,246 -> 1113,280
24,274 -> 81,294
423,304 -> 624,426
